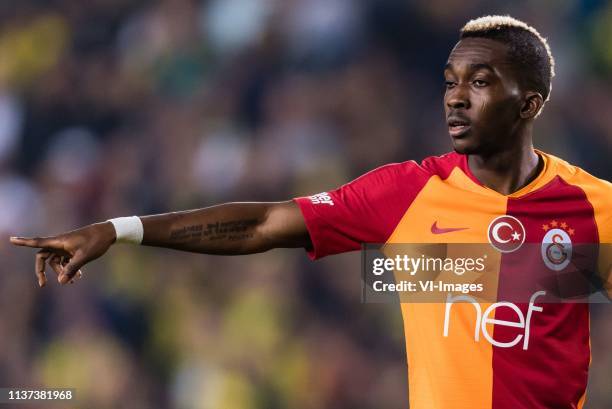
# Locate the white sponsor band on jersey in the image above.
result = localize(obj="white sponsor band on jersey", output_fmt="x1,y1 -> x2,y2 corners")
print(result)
443,290 -> 545,350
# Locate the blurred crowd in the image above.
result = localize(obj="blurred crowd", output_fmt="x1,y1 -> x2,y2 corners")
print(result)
0,0 -> 610,408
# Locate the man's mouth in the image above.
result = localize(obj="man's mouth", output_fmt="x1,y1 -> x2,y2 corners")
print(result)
447,117 -> 471,137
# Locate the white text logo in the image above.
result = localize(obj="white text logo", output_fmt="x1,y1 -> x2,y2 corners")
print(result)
309,192 -> 334,206
443,291 -> 545,350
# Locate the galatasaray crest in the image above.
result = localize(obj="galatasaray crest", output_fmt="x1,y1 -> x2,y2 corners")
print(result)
540,220 -> 574,271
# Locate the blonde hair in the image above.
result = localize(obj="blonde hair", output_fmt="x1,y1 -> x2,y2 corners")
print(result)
460,15 -> 555,111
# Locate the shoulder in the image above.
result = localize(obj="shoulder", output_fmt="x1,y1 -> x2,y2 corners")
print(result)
544,152 -> 611,193
349,152 -> 462,191
349,152 -> 465,192
420,151 -> 465,179
367,151 -> 463,178
543,151 -> 612,241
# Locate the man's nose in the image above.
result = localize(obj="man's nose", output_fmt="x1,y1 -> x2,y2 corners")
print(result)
446,85 -> 471,109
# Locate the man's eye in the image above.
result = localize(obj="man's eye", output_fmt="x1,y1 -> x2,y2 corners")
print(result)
444,81 -> 456,88
473,80 -> 488,87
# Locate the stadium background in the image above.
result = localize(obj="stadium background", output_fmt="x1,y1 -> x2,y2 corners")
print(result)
0,0 -> 610,408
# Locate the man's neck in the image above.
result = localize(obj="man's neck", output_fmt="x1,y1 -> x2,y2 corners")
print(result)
468,143 -> 543,195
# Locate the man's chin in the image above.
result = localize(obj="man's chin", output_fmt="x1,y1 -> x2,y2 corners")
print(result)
450,138 -> 479,155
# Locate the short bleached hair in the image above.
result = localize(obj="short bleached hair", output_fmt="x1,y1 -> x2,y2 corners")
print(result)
460,15 -> 555,107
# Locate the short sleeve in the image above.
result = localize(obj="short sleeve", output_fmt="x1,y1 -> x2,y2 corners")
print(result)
294,161 -> 432,259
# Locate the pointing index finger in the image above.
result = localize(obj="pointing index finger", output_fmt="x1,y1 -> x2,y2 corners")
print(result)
10,236 -> 61,249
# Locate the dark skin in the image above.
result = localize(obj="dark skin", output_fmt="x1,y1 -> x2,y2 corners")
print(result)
9,202 -> 310,286
444,37 -> 545,193
10,37 -> 546,286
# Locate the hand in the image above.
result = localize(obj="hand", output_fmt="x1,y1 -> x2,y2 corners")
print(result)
9,222 -> 117,287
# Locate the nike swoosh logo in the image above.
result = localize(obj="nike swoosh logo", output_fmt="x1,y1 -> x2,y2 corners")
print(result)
431,221 -> 469,234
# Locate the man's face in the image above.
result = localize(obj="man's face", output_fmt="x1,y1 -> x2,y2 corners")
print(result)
444,37 -> 524,155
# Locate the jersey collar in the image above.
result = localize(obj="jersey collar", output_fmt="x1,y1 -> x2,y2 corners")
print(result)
460,149 -> 557,198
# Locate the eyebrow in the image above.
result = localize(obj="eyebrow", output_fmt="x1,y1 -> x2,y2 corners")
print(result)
444,62 -> 496,73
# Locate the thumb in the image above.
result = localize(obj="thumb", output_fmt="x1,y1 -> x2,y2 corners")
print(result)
59,252 -> 87,284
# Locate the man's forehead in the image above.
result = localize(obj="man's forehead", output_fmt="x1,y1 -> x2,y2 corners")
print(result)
446,37 -> 511,68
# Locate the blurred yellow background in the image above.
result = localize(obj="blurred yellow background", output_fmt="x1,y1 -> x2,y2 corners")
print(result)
0,0 -> 610,408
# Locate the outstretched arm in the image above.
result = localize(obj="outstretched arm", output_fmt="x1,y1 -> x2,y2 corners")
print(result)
10,201 -> 310,287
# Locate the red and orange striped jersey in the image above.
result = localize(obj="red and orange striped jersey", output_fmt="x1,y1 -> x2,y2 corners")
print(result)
294,150 -> 611,409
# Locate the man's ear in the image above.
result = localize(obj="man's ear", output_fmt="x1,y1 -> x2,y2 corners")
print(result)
520,91 -> 544,119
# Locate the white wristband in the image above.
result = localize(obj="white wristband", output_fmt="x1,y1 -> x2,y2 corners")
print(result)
108,216 -> 144,244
